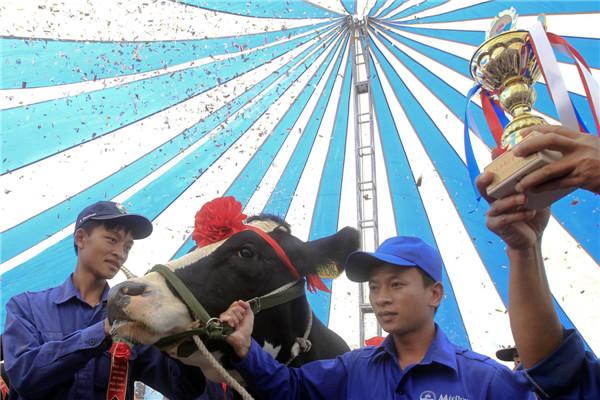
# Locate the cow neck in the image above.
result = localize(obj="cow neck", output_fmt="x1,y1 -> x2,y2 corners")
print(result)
151,264 -> 306,352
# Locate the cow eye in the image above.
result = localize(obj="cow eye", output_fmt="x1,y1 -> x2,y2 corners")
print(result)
238,247 -> 255,258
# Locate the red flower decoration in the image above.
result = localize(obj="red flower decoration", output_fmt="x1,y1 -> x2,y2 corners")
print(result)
192,197 -> 247,247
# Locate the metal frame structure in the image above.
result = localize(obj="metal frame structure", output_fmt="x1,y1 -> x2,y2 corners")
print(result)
350,17 -> 382,346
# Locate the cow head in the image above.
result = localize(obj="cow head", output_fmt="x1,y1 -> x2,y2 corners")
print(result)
107,197 -> 359,381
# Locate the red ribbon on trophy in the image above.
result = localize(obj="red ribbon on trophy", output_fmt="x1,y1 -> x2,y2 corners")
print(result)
107,341 -> 131,400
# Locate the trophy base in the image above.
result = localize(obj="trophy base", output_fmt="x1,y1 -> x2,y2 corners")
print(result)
484,132 -> 575,210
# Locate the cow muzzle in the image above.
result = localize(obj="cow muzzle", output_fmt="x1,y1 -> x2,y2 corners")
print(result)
107,281 -> 150,324
107,272 -> 193,345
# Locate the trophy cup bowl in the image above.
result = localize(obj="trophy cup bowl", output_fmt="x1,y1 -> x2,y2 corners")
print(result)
470,30 -> 547,148
470,30 -> 573,209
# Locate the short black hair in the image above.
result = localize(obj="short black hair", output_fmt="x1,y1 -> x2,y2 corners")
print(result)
416,267 -> 436,288
74,219 -> 134,255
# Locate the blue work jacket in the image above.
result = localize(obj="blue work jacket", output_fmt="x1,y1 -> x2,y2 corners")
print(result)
516,328 -> 599,399
2,274 -> 206,400
234,325 -> 536,400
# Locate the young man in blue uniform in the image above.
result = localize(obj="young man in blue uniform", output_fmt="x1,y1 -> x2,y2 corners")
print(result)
2,201 -> 209,400
476,125 -> 600,399
220,235 -> 535,399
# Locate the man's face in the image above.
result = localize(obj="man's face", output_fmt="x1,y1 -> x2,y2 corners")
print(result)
368,263 -> 440,336
76,224 -> 134,280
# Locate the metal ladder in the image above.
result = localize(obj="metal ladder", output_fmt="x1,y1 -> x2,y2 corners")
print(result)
350,16 -> 381,346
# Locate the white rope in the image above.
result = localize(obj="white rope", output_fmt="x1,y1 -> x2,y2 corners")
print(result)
284,303 -> 313,366
192,334 -> 255,400
119,265 -> 136,279
263,280 -> 299,296
186,279 -> 311,398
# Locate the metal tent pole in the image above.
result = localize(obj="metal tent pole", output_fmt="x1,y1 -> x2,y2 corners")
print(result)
350,16 -> 381,346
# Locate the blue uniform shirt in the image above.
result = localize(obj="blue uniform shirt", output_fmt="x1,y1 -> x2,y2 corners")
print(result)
516,327 -> 599,399
2,274 -> 206,400
234,324 -> 536,400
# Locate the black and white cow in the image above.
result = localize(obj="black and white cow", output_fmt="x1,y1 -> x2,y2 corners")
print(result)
107,212 -> 359,389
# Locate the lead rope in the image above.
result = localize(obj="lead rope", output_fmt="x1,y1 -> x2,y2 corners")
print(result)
284,304 -> 313,366
184,282 -> 297,400
188,311 -> 313,400
186,281 -> 313,400
191,334 -> 254,400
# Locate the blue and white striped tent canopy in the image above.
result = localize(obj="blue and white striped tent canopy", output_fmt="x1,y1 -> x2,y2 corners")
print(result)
1,0 -> 598,360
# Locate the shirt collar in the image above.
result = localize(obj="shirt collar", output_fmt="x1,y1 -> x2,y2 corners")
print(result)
373,323 -> 458,375
421,323 -> 458,374
54,274 -> 110,305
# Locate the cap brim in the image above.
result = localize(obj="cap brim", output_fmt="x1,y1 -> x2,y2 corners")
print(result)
495,347 -> 517,361
345,251 -> 417,282
91,214 -> 153,239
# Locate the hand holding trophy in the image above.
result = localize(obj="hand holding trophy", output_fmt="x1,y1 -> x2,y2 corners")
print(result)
469,9 -> 577,209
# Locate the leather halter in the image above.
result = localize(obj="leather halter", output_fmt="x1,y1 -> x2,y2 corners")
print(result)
151,264 -> 306,357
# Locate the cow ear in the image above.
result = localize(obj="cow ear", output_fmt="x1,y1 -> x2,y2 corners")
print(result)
305,227 -> 360,276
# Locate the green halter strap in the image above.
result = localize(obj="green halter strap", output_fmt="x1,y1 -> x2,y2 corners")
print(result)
151,264 -> 306,357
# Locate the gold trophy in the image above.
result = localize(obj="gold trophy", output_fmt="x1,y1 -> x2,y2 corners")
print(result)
470,9 -> 573,209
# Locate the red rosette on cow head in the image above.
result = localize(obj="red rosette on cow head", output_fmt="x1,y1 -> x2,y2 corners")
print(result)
192,196 -> 248,247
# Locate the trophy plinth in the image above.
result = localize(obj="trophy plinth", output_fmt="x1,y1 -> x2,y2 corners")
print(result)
470,15 -> 573,209
483,131 -> 573,209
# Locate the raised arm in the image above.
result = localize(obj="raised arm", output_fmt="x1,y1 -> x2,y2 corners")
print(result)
475,173 -> 563,369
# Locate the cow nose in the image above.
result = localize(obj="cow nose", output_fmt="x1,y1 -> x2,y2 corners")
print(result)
119,281 -> 150,297
107,281 -> 150,324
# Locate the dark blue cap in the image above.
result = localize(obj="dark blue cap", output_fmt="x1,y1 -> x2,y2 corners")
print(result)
75,201 -> 153,240
345,236 -> 442,283
496,346 -> 518,362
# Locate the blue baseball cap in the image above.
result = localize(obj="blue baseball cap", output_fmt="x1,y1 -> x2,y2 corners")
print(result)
75,201 -> 153,240
345,236 -> 442,283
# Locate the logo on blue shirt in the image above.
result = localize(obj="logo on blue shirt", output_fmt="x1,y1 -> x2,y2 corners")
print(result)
420,391 -> 436,400
420,392 -> 470,400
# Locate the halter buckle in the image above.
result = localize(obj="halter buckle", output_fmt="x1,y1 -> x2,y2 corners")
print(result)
206,317 -> 224,333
